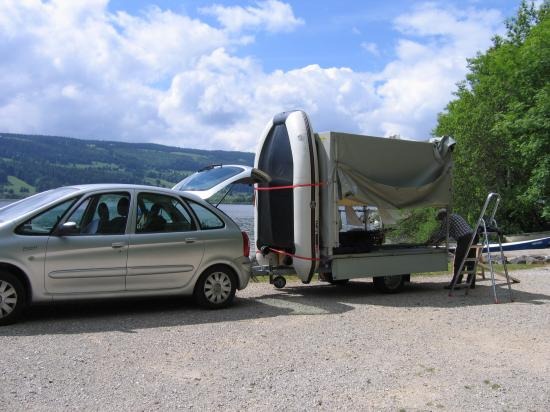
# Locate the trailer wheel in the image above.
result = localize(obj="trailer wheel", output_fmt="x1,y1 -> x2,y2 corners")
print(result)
373,275 -> 406,294
273,276 -> 286,289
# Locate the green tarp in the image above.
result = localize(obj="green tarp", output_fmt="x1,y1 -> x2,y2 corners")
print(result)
318,131 -> 455,224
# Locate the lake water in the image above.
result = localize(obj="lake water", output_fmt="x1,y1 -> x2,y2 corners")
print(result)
0,199 -> 13,208
218,204 -> 255,252
0,200 -> 256,252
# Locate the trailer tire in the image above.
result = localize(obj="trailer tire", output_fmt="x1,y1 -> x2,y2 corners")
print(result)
373,275 -> 406,294
273,276 -> 286,289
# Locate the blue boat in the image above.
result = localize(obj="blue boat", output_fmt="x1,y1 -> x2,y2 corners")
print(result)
484,236 -> 550,252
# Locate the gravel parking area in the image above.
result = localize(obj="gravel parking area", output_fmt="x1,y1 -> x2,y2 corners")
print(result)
1,267 -> 549,411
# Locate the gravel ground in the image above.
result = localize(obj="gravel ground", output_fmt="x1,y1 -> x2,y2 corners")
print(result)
1,267 -> 549,411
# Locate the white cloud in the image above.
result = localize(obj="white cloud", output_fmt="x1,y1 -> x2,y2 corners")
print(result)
112,7 -> 229,80
0,1 -> 506,152
361,41 -> 380,56
158,60 -> 380,150
355,2 -> 504,139
200,0 -> 304,33
394,3 -> 502,38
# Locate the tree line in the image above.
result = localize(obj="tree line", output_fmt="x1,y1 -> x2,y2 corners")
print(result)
0,133 -> 254,198
437,0 -> 549,234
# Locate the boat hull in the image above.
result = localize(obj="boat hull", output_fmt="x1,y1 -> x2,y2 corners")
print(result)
254,110 -> 320,282
504,231 -> 550,243
484,236 -> 550,252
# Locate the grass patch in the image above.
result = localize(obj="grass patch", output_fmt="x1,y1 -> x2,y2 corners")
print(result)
71,161 -> 121,170
484,379 -> 501,390
414,261 -> 548,277
169,152 -> 208,161
250,273 -> 318,283
491,263 -> 548,271
1,175 -> 36,197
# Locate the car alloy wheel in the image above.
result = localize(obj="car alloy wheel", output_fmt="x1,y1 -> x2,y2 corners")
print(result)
194,266 -> 237,309
0,280 -> 18,318
0,272 -> 25,326
204,271 -> 232,304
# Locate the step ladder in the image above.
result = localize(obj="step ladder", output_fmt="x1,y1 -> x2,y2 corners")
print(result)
449,193 -> 514,303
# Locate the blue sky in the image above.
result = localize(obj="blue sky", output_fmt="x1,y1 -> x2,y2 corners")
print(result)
106,0 -> 521,72
0,0 -> 533,151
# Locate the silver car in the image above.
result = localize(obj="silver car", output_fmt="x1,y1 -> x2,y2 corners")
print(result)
0,184 -> 251,325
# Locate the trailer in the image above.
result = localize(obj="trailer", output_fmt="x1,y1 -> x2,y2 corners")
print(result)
175,110 -> 456,292
254,110 -> 456,292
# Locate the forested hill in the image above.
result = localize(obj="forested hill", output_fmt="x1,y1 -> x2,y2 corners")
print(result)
0,133 -> 254,198
434,1 -> 549,233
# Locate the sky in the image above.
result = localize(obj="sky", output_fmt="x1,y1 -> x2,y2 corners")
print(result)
0,0 -> 529,152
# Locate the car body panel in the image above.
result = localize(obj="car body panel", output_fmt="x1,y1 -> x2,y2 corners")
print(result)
126,231 -> 204,291
44,234 -> 129,294
0,234 -> 49,300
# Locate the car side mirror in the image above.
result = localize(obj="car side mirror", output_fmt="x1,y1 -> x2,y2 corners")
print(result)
55,221 -> 79,236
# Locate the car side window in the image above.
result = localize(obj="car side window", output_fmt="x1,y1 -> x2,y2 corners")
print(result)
188,201 -> 225,230
65,192 -> 130,235
16,198 -> 78,236
136,193 -> 196,234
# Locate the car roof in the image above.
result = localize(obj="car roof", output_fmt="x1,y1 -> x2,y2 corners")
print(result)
0,184 -> 222,228
63,184 -> 204,202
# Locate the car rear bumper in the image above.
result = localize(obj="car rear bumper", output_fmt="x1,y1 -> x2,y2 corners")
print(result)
234,256 -> 252,290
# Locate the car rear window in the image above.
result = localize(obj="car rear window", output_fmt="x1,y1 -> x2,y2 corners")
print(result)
175,166 -> 244,191
188,201 -> 225,230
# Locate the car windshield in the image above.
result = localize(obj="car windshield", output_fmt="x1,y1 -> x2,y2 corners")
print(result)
0,187 -> 79,223
175,166 -> 244,191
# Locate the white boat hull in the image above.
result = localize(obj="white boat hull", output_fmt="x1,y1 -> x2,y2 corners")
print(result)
254,110 -> 319,282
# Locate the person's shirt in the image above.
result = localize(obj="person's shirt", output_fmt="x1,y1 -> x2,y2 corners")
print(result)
431,213 -> 473,243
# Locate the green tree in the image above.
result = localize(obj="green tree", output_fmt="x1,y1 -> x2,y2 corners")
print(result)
435,0 -> 550,233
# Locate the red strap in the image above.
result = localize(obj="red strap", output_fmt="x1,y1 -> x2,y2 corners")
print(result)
268,247 -> 321,261
255,182 -> 325,191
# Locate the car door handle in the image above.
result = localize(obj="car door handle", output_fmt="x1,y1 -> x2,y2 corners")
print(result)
185,238 -> 198,244
111,242 -> 127,249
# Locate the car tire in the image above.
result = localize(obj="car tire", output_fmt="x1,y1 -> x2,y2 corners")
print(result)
0,271 -> 26,326
194,266 -> 237,309
373,274 -> 406,294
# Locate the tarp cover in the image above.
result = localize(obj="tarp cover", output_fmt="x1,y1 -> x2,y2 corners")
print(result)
321,132 -> 455,221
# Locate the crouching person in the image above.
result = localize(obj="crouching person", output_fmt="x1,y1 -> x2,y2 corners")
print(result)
426,209 -> 478,289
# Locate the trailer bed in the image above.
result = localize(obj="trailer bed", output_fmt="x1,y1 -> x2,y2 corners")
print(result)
330,246 -> 448,280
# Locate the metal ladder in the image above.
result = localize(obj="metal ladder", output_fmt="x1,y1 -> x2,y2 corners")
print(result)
450,193 -> 514,303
